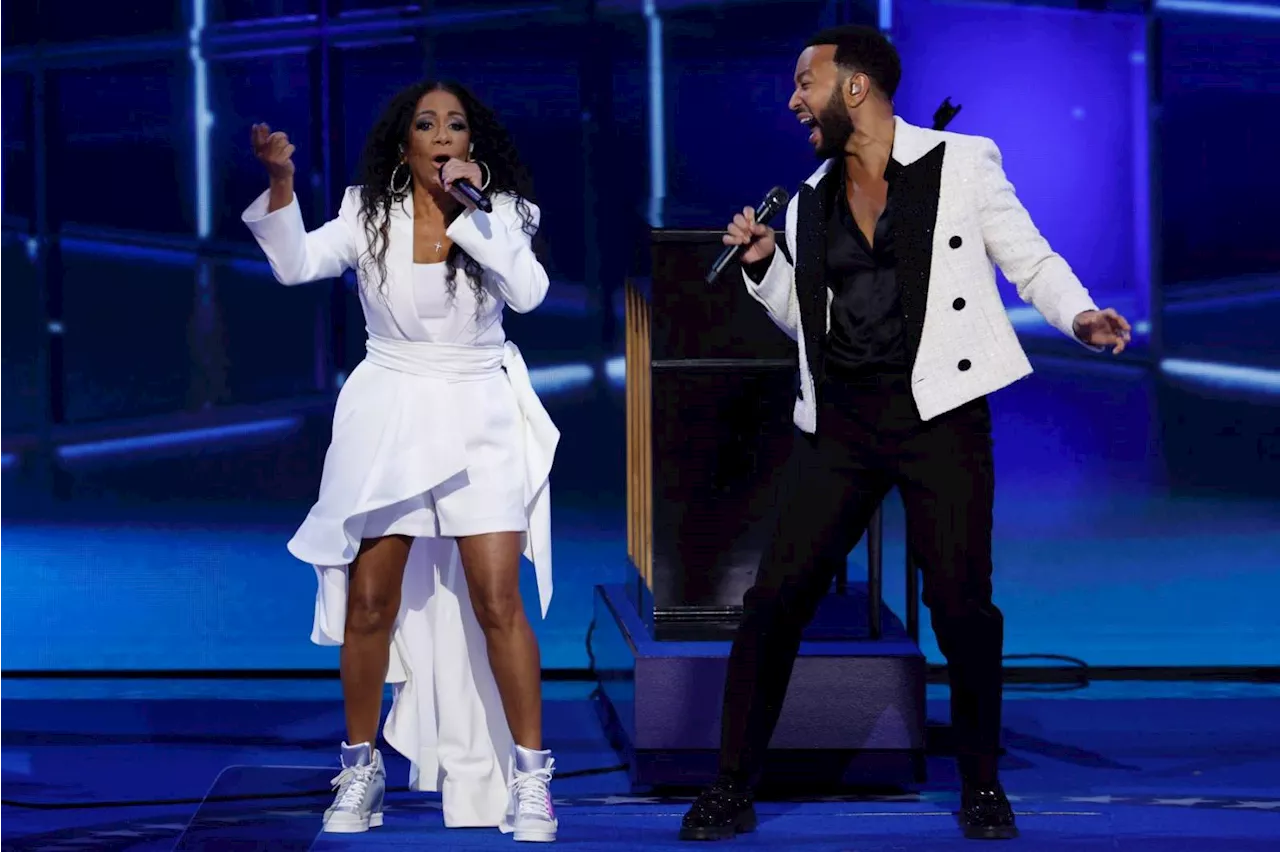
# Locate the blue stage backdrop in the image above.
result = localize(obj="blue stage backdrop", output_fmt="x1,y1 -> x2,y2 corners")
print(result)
1158,6 -> 1280,288
894,0 -> 1150,342
2,0 -> 1278,673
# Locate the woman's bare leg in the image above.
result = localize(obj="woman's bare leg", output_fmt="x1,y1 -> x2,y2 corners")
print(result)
456,532 -> 542,749
341,534 -> 412,745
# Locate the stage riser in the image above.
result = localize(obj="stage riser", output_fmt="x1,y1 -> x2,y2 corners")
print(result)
590,584 -> 927,790
632,656 -> 925,750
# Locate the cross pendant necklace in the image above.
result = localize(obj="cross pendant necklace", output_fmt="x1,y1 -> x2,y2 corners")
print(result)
433,241 -> 443,254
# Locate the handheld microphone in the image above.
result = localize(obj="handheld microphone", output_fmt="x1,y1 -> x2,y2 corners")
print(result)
705,185 -> 790,284
441,165 -> 493,213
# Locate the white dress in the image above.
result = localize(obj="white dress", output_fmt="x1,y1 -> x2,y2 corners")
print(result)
241,187 -> 560,833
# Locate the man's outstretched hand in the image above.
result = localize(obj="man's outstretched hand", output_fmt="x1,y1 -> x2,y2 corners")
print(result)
1073,308 -> 1132,354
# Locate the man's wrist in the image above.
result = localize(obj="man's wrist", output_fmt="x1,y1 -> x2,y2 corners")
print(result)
741,251 -> 775,284
1071,310 -> 1091,340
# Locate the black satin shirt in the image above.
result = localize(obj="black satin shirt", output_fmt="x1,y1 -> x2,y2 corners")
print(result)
823,159 -> 906,379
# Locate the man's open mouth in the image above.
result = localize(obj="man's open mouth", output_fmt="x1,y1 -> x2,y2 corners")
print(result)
798,115 -> 819,143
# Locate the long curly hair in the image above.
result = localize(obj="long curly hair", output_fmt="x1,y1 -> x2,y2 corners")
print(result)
354,80 -> 537,307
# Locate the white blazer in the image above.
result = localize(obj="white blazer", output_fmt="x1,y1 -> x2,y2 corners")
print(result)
242,186 -> 558,618
745,116 -> 1100,429
247,186 -> 549,334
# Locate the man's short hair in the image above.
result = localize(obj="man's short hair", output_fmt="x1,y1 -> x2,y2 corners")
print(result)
806,25 -> 901,100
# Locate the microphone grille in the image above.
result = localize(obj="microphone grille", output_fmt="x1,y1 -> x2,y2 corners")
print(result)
767,185 -> 790,208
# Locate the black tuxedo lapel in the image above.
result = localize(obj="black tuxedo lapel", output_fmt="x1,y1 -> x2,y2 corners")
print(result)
892,141 -> 946,372
794,180 -> 830,392
793,142 -> 944,387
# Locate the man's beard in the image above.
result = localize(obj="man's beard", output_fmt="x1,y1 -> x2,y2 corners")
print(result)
813,92 -> 853,160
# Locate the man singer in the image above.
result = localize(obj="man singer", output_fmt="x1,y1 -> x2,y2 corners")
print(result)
680,25 -> 1131,843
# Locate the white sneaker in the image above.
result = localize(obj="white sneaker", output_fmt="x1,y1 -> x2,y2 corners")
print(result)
323,741 -> 386,833
509,745 -> 557,842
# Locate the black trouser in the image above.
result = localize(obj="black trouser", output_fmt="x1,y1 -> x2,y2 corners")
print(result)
718,373 -> 1003,786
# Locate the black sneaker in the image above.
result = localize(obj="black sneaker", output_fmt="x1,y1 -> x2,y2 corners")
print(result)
679,778 -> 757,841
958,783 -> 1018,840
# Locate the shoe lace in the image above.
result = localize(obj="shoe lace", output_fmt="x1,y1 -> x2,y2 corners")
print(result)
511,763 -> 555,818
331,763 -> 375,811
964,787 -> 1014,821
689,779 -> 749,816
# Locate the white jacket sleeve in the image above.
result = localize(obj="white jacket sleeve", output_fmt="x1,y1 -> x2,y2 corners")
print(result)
742,195 -> 801,340
974,138 -> 1099,348
446,194 -> 550,314
242,186 -> 360,286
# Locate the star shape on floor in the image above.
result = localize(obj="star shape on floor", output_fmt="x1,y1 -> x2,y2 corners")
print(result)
1226,800 -> 1280,810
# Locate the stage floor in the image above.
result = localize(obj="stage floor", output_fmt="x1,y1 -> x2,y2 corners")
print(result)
3,679 -> 1278,850
4,353 -> 1280,673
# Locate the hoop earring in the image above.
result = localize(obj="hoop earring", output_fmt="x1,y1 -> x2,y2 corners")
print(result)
389,162 -> 411,195
476,161 -> 491,191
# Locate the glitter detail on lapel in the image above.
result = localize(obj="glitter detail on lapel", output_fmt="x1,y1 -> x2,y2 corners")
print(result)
893,141 -> 946,373
795,181 -> 830,393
